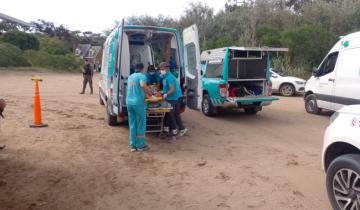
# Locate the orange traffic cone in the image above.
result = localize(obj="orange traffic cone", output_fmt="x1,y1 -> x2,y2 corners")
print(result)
30,77 -> 48,128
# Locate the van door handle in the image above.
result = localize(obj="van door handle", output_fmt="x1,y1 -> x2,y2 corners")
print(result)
328,78 -> 335,82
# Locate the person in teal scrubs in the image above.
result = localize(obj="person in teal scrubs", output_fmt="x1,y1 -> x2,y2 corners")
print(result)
126,63 -> 152,152
146,65 -> 160,85
158,62 -> 187,138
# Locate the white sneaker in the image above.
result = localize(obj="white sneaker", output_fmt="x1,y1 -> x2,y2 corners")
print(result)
178,128 -> 188,137
171,129 -> 179,136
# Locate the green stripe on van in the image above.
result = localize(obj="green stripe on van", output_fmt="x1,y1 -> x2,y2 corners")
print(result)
234,97 -> 279,103
124,25 -> 177,32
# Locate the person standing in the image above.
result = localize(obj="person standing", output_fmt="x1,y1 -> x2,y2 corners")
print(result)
126,63 -> 152,152
158,62 -> 187,137
80,60 -> 93,94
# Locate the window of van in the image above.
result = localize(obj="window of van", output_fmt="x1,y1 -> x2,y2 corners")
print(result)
317,52 -> 339,76
339,48 -> 360,77
205,62 -> 223,78
186,43 -> 197,76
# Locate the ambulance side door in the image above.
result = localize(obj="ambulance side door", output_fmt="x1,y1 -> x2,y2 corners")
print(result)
183,24 -> 202,110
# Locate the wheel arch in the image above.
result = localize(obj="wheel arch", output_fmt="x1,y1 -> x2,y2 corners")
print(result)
324,142 -> 360,172
203,89 -> 209,96
304,91 -> 314,99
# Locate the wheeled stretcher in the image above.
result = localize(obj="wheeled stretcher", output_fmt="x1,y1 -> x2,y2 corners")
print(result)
146,97 -> 172,134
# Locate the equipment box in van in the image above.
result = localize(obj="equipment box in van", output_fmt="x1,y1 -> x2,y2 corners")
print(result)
305,32 -> 360,114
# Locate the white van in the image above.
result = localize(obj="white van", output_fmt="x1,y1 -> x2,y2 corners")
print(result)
304,32 -> 360,114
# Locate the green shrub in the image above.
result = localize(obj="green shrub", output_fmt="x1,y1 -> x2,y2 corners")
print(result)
38,36 -> 71,55
256,25 -> 282,47
24,50 -> 80,71
273,56 -> 311,79
0,43 -> 30,67
280,25 -> 337,71
0,31 -> 40,51
205,36 -> 237,50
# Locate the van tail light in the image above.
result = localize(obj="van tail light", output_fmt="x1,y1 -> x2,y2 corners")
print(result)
110,76 -> 113,96
266,81 -> 272,96
219,84 -> 228,98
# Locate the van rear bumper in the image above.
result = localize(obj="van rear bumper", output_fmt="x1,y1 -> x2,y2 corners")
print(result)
213,96 -> 279,108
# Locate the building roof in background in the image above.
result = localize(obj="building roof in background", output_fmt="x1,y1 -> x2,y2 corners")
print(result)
75,44 -> 102,61
87,46 -> 101,57
75,44 -> 92,57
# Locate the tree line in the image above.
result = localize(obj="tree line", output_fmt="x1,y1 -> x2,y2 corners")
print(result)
1,0 -> 360,75
0,19 -> 106,70
124,0 -> 360,77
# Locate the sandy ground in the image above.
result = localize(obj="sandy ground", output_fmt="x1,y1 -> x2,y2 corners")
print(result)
0,71 -> 332,210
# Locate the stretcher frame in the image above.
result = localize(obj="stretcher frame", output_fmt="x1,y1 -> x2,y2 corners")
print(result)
146,99 -> 172,134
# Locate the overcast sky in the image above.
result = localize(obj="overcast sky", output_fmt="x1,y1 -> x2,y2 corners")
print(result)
1,0 -> 227,33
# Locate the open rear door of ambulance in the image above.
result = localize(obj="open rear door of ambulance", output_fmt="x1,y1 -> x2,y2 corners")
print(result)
115,19 -> 125,114
183,24 -> 202,110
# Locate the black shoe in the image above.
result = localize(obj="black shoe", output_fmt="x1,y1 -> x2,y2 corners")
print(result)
137,145 -> 150,152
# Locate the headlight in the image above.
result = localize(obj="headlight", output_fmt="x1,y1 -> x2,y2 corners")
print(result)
295,81 -> 305,85
330,112 -> 339,125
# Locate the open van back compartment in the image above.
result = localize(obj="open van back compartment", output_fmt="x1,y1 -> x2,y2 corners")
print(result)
228,80 -> 266,97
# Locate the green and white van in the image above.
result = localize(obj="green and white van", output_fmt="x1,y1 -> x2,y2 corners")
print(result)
183,25 -> 288,116
99,21 -> 187,125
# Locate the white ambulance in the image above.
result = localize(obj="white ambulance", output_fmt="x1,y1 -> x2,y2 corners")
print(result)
305,32 -> 360,114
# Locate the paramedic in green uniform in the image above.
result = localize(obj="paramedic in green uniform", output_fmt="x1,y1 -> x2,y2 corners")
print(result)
158,62 -> 187,137
126,63 -> 152,152
146,65 -> 160,85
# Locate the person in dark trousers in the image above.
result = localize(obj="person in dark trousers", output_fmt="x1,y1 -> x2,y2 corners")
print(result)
0,99 -> 6,150
158,62 -> 187,137
80,60 -> 93,94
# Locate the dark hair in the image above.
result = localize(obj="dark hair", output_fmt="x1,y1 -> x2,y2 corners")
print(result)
136,63 -> 144,70
148,65 -> 155,71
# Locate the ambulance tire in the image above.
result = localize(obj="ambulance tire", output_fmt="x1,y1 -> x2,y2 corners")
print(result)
99,94 -> 104,105
106,99 -> 117,126
305,94 -> 322,115
202,95 -> 218,117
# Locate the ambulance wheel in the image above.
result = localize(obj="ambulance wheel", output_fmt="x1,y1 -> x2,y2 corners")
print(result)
326,154 -> 360,210
202,95 -> 218,117
305,94 -> 322,115
99,95 -> 104,105
106,99 -> 117,126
